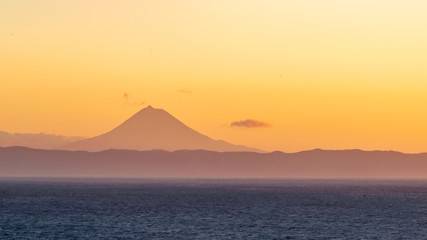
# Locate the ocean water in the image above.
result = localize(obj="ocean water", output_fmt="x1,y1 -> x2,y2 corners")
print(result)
1,179 -> 427,239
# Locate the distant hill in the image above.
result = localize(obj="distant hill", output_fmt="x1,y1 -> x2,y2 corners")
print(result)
1,146 -> 427,178
0,131 -> 83,149
60,106 -> 260,152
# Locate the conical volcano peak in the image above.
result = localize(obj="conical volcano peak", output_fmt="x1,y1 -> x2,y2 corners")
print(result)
131,105 -> 163,116
140,105 -> 156,112
112,105 -> 186,136
61,106 -> 262,152
135,105 -> 170,118
140,105 -> 169,113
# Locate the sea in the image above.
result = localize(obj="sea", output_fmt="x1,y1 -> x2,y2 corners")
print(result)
1,178 -> 427,239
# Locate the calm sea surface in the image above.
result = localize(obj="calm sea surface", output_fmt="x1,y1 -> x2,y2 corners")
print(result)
1,178 -> 427,239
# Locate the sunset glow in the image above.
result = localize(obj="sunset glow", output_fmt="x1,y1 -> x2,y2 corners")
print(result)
1,0 -> 427,152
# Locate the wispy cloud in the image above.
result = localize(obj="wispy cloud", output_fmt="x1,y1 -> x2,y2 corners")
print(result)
123,92 -> 145,106
231,119 -> 272,128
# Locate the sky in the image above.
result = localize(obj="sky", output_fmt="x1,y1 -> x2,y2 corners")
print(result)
1,0 -> 427,153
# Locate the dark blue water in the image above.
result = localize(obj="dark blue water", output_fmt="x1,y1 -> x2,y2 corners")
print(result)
1,179 -> 427,239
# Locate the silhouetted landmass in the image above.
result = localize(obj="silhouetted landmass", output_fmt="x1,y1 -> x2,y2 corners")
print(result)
0,131 -> 84,149
1,146 -> 427,178
61,106 -> 260,152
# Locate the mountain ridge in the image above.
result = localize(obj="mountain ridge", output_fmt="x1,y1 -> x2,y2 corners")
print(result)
2,146 -> 427,178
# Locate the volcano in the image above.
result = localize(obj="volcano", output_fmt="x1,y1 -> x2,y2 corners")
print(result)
61,106 -> 260,152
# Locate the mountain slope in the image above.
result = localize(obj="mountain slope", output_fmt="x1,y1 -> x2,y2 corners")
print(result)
61,106 -> 260,152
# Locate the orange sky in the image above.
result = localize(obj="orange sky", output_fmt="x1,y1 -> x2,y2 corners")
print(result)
1,0 -> 427,153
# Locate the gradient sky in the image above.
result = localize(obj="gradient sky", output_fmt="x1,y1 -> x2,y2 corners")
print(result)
1,0 -> 427,153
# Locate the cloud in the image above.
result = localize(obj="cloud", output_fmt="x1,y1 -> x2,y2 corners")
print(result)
123,92 -> 145,106
230,119 -> 272,128
177,89 -> 192,94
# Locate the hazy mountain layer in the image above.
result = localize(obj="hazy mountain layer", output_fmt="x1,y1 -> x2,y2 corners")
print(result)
0,131 -> 83,149
2,147 -> 427,178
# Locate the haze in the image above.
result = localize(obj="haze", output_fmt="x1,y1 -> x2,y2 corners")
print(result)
1,0 -> 427,153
